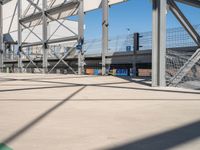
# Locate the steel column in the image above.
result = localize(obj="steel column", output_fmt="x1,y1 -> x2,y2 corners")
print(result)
0,4 -> 3,72
42,0 -> 48,73
152,0 -> 167,87
78,0 -> 84,75
102,0 -> 109,75
17,0 -> 23,73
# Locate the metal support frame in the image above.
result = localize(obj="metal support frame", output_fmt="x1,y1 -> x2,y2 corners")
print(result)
2,0 -> 198,85
0,4 -> 3,72
166,0 -> 200,86
102,0 -> 109,75
8,2 -> 17,34
48,42 -> 77,74
22,36 -> 78,47
168,0 -> 200,47
26,0 -> 42,11
16,0 -> 79,74
18,0 -> 42,73
78,0 -> 84,75
17,0 -> 23,73
49,47 -> 77,74
152,0 -> 167,87
42,0 -> 48,73
19,0 -> 79,26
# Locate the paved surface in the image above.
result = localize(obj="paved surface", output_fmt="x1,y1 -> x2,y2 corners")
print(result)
0,73 -> 200,150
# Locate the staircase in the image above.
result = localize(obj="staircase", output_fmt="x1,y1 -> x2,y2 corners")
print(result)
168,48 -> 200,86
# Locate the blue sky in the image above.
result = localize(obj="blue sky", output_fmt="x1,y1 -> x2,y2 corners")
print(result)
84,0 -> 200,40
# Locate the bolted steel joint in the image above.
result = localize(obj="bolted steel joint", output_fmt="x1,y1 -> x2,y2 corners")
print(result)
43,42 -> 49,49
0,49 -> 3,54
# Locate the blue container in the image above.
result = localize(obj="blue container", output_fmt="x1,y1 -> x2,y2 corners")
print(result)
94,69 -> 99,75
116,69 -> 128,76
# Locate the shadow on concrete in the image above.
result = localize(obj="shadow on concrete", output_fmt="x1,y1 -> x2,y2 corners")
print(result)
116,76 -> 151,87
0,98 -> 199,101
0,75 -> 102,82
1,86 -> 86,145
0,76 -> 132,87
98,84 -> 200,95
0,76 -> 199,95
0,80 -> 132,93
105,120 -> 200,150
0,84 -> 81,93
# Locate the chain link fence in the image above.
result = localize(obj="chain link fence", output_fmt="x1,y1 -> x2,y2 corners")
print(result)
165,25 -> 200,89
84,24 -> 200,54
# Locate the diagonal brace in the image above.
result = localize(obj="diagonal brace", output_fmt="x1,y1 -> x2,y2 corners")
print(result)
49,49 -> 77,74
168,0 -> 200,47
20,49 -> 42,73
20,22 -> 43,42
26,0 -> 42,11
45,12 -> 78,36
48,42 -> 77,73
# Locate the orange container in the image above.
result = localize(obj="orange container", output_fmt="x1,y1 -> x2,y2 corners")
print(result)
86,69 -> 94,75
138,69 -> 151,77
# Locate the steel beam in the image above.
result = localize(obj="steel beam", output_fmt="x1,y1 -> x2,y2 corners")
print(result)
152,0 -> 167,87
26,0 -> 42,11
50,51 -> 77,74
45,13 -> 78,36
48,42 -> 77,74
17,0 -> 23,73
175,0 -> 200,8
102,0 -> 109,75
19,0 -> 79,26
42,0 -> 48,73
78,0 -> 84,75
22,36 -> 78,47
168,0 -> 200,47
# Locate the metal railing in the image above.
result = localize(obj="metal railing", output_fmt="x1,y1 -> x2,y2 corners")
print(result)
4,24 -> 200,60
84,24 -> 200,54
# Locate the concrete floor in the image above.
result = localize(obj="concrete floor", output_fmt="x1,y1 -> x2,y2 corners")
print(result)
0,73 -> 200,150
